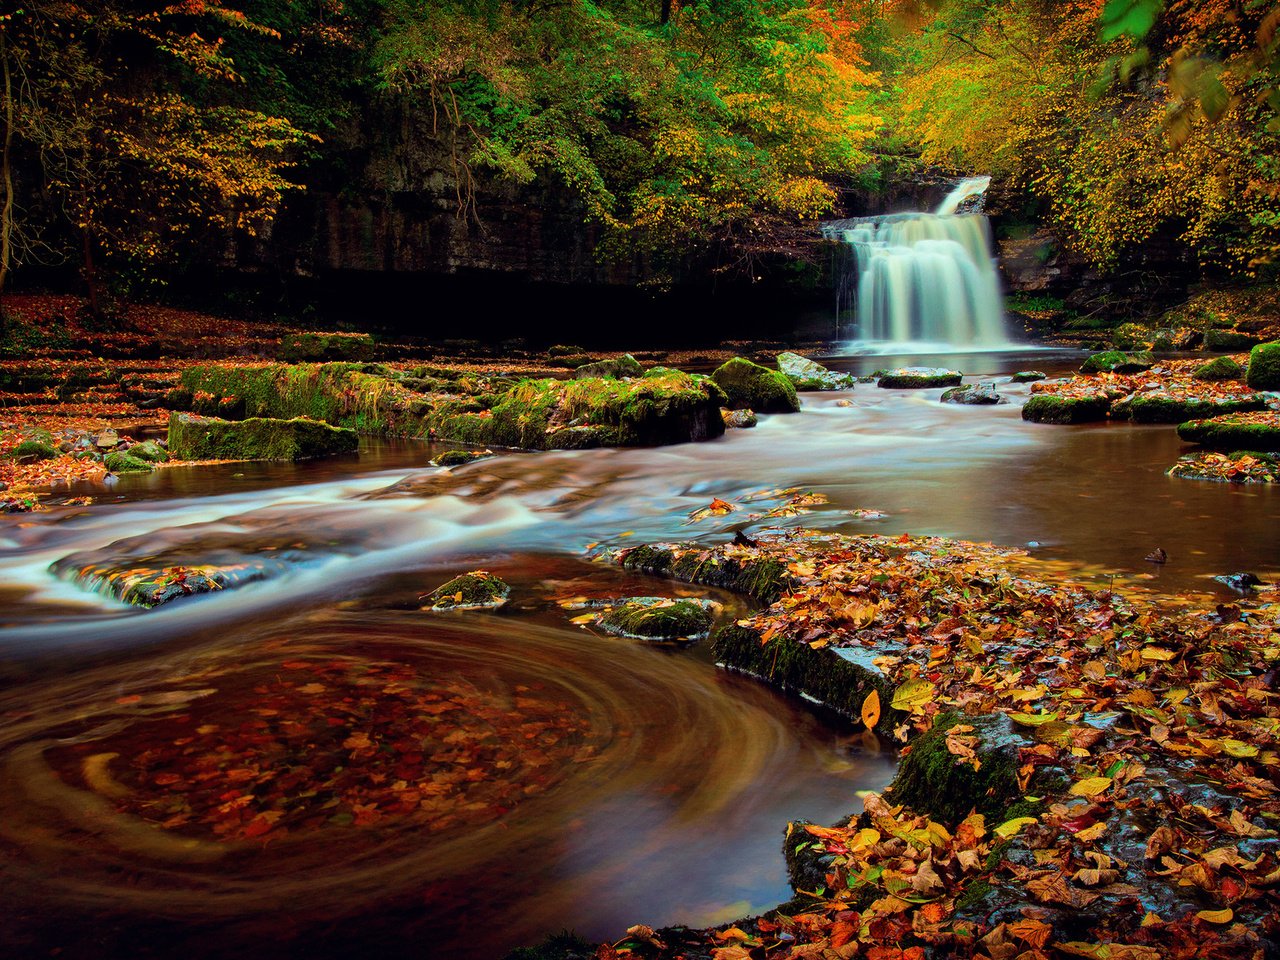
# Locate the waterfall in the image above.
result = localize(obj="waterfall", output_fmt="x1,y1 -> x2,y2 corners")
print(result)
824,177 -> 1008,347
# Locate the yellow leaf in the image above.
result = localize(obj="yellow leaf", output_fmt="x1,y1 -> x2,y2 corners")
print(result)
1010,710 -> 1060,726
861,690 -> 882,729
891,677 -> 936,713
1222,739 -> 1259,758
1069,777 -> 1113,798
570,614 -> 596,624
1141,647 -> 1177,661
1196,908 -> 1233,924
994,816 -> 1037,839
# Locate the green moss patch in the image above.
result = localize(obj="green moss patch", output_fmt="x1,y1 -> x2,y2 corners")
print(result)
1112,390 -> 1265,423
597,597 -> 715,641
104,450 -> 155,473
1204,329 -> 1261,351
167,412 -> 359,461
1079,350 -> 1153,374
1193,356 -> 1244,381
11,439 -> 58,461
875,367 -> 962,389
1009,370 -> 1046,383
711,357 -> 800,412
618,542 -> 792,603
420,571 -> 510,610
279,332 -> 375,362
777,352 -> 856,390
572,354 -> 643,379
1177,410 -> 1280,451
1021,393 -> 1111,424
1246,341 -> 1280,390
430,449 -> 494,467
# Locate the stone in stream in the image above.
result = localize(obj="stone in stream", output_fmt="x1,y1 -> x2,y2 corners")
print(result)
1009,370 -> 1047,383
721,408 -> 758,429
597,597 -> 716,642
1177,410 -> 1280,451
167,412 -> 359,461
104,450 -> 155,474
710,357 -> 800,413
1247,341 -> 1280,390
430,449 -> 494,467
420,571 -> 510,610
1079,350 -> 1154,374
572,354 -> 643,379
53,557 -> 290,607
940,383 -> 1005,405
1194,356 -> 1244,381
1111,389 -> 1266,424
776,352 -> 857,390
1021,392 -> 1112,424
875,367 -> 963,389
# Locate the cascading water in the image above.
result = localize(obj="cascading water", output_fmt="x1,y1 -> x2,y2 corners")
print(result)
824,176 -> 1008,347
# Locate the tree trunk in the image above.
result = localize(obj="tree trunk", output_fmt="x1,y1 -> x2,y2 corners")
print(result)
0,30 -> 14,306
660,0 -> 672,25
81,226 -> 102,319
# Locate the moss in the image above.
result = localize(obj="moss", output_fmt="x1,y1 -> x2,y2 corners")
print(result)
1080,350 -> 1154,374
422,571 -> 509,610
572,354 -> 643,379
712,625 -> 899,733
52,559 -> 281,608
1177,412 -> 1280,451
429,449 -> 492,467
1021,394 -> 1112,424
1009,371 -> 1046,383
502,931 -> 595,960
941,384 -> 1004,405
1114,392 -> 1266,424
1204,330 -> 1261,352
167,412 -> 359,461
876,368 -> 963,389
617,543 -> 791,603
777,352 -> 856,390
546,344 -> 586,358
722,408 -> 757,428
279,332 -> 375,362
598,597 -> 714,640
11,439 -> 57,461
1194,356 -> 1244,381
953,879 -> 993,913
888,713 -> 1025,828
127,440 -> 169,463
711,357 -> 800,413
104,450 -> 154,473
1246,341 -> 1280,390
1110,323 -> 1153,351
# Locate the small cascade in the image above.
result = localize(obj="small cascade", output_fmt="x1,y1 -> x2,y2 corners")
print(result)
825,176 -> 1008,347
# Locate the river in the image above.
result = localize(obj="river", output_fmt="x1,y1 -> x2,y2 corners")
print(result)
1,348 -> 1275,958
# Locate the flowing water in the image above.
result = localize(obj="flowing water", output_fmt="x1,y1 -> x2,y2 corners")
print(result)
2,349 -> 1277,958
824,176 -> 1009,347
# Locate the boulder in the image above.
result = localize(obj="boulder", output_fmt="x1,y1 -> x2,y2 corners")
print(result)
127,439 -> 169,463
1112,390 -> 1266,423
711,357 -> 800,412
104,450 -> 155,473
10,439 -> 58,462
52,558 -> 285,607
572,354 -> 643,379
721,408 -> 758,429
1080,350 -> 1154,374
1021,393 -> 1112,424
1193,356 -> 1244,381
429,449 -> 493,467
1009,370 -> 1047,383
279,332 -> 375,362
875,367 -> 963,389
940,383 -> 1005,405
420,570 -> 509,610
597,597 -> 715,641
167,412 -> 359,461
1246,341 -> 1280,390
1204,329 -> 1262,352
1177,411 -> 1280,451
776,352 -> 856,390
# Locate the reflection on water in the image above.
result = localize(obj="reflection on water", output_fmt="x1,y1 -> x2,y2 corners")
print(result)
1,347 -> 1276,956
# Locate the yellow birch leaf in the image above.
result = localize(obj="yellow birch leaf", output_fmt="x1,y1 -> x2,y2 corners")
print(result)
1196,908 -> 1233,924
1069,777 -> 1113,797
861,690 -> 882,729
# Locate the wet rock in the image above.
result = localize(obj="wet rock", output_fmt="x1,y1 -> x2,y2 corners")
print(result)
546,425 -> 620,449
572,354 -> 643,380
1177,411 -> 1280,451
430,449 -> 493,467
597,597 -> 715,642
1079,350 -> 1154,374
10,440 -> 58,462
1215,571 -> 1265,592
1021,393 -> 1112,424
776,352 -> 856,390
1,496 -> 36,513
721,408 -> 757,429
1246,341 -> 1280,390
1194,356 -> 1244,381
711,357 -> 800,413
1204,329 -> 1262,352
94,428 -> 120,450
279,332 -> 375,362
875,367 -> 963,389
1112,390 -> 1266,424
128,439 -> 169,463
940,383 -> 1005,405
619,542 -> 792,603
167,412 -> 359,461
1010,370 -> 1047,383
104,450 -> 155,474
546,344 -> 586,358
420,570 -> 509,610
53,559 -> 285,607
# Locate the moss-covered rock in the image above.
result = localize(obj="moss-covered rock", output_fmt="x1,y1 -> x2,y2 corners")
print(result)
1204,329 -> 1262,352
1110,322 -> 1153,351
598,597 -> 715,641
126,439 -> 169,463
713,625 -> 899,735
1009,371 -> 1046,383
776,352 -> 856,390
546,344 -> 586,358
940,383 -> 1005,405
711,357 -> 800,413
619,543 -> 791,603
429,449 -> 493,467
1246,341 -> 1280,390
1177,411 -> 1280,451
1079,350 -> 1154,374
888,713 -> 1031,828
51,559 -> 284,608
572,354 -> 643,379
1112,391 -> 1266,424
11,439 -> 58,461
279,332 -> 375,362
104,450 -> 155,473
722,408 -> 757,429
420,570 -> 509,610
1021,393 -> 1112,424
167,412 -> 359,461
876,367 -> 963,389
1194,356 -> 1244,381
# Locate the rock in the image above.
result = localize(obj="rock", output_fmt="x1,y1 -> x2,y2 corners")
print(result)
167,412 -> 360,461
420,570 -> 509,610
1110,322 -> 1153,351
1194,356 -> 1244,381
710,357 -> 800,413
52,559 -> 285,607
11,440 -> 58,462
1112,390 -> 1266,423
572,354 -> 643,379
1177,410 -> 1280,451
430,449 -> 493,467
721,408 -> 757,429
1021,393 -> 1112,424
104,450 -> 155,473
875,367 -> 963,389
279,332 -> 375,362
940,383 -> 1005,405
1246,341 -> 1280,390
546,344 -> 586,358
1080,350 -> 1154,374
94,428 -> 119,450
1009,370 -> 1047,383
619,542 -> 792,603
1205,329 -> 1262,352
597,597 -> 715,641
1215,572 -> 1265,592
776,352 -> 856,390
127,439 -> 169,463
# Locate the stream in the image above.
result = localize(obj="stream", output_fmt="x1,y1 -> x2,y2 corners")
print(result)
1,348 -> 1277,958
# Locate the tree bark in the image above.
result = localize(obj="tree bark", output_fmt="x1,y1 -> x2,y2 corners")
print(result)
81,226 -> 101,319
0,30 -> 15,305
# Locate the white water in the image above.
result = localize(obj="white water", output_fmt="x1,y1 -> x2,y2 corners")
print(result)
825,176 -> 1009,348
